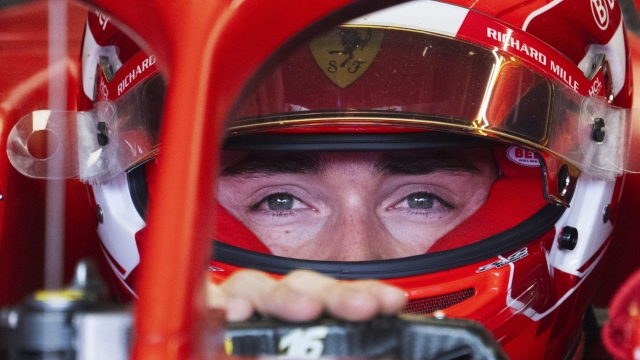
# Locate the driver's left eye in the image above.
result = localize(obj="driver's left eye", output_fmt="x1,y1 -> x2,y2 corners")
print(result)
406,192 -> 435,209
266,193 -> 295,211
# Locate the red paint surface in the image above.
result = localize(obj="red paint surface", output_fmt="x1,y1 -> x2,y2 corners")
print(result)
0,1 -> 108,306
0,1 -> 638,359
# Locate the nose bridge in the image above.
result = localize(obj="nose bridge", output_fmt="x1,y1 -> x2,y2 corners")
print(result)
329,194 -> 391,261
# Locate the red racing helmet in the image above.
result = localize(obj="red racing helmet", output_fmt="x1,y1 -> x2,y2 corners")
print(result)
6,0 -> 636,359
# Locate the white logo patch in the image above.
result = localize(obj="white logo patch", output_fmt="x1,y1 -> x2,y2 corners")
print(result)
591,0 -> 615,30
476,247 -> 529,273
279,327 -> 328,358
507,146 -> 540,167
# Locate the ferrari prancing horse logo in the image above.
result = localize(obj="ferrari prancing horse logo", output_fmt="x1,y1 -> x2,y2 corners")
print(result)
309,27 -> 384,88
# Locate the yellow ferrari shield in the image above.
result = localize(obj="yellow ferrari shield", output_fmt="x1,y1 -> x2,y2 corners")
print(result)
309,27 -> 384,88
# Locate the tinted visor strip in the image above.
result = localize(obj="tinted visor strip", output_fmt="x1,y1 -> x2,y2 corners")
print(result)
222,132 -> 498,151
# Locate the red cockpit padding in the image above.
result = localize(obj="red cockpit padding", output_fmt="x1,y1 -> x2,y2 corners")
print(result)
602,267 -> 640,359
143,155 -> 272,254
427,176 -> 546,252
214,204 -> 272,254
428,146 -> 546,252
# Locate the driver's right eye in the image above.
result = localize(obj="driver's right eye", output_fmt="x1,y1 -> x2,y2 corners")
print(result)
265,193 -> 295,211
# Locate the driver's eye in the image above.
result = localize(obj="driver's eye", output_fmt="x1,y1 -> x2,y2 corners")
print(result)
407,192 -> 435,209
266,193 -> 295,211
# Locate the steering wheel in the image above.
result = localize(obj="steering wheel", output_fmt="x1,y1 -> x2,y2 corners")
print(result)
226,314 -> 509,360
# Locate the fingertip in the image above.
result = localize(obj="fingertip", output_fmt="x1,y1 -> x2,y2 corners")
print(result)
327,288 -> 379,321
206,282 -> 227,309
376,285 -> 407,315
269,292 -> 324,322
225,297 -> 254,322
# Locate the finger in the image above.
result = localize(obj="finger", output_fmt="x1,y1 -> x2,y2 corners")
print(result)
211,269 -> 407,323
217,270 -> 280,321
324,282 -> 380,321
213,270 -> 337,322
217,269 -> 277,303
206,278 -> 255,322
263,282 -> 325,322
206,280 -> 226,309
348,280 -> 407,315
224,297 -> 255,322
276,271 -> 405,322
261,270 -> 334,321
275,270 -> 338,298
218,270 -> 327,322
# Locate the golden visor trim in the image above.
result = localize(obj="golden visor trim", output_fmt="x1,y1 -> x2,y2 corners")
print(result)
227,96 -> 632,182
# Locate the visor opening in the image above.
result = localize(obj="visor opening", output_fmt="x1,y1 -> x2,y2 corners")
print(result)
27,129 -> 59,160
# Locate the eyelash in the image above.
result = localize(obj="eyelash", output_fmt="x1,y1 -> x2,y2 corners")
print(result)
248,192 -> 306,217
426,193 -> 454,210
262,211 -> 296,218
392,192 -> 455,214
247,191 -> 454,218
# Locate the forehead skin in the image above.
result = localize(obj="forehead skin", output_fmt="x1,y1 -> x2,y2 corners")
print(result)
217,149 -> 499,260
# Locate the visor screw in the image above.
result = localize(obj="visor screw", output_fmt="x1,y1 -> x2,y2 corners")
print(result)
558,164 -> 570,196
97,122 -> 109,146
559,226 -> 578,250
603,204 -> 610,223
592,118 -> 606,143
96,204 -> 104,224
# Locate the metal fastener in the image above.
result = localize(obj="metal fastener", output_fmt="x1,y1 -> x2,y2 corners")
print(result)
559,226 -> 578,250
558,164 -> 570,196
592,117 -> 606,142
96,204 -> 104,224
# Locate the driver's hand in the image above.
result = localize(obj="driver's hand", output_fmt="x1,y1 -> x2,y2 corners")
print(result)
207,269 -> 407,322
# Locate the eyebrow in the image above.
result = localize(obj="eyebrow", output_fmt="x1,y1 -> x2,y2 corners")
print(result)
375,151 -> 480,175
221,152 -> 323,176
221,150 -> 480,177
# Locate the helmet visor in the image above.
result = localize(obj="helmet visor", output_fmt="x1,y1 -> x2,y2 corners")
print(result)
229,26 -> 634,180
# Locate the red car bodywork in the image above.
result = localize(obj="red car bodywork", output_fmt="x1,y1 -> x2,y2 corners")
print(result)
1,0 -> 640,359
